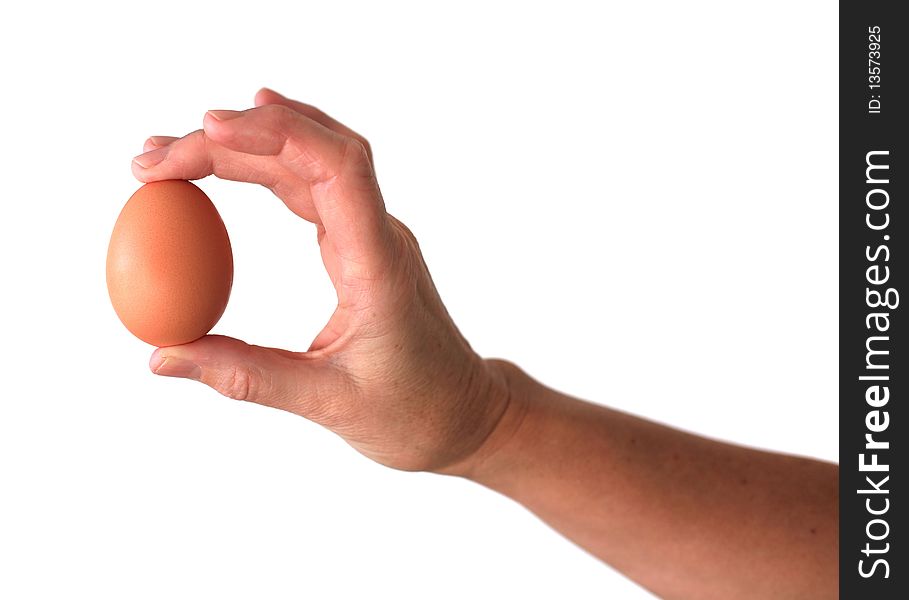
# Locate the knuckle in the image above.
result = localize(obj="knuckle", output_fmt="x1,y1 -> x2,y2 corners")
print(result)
220,365 -> 258,401
259,103 -> 298,127
356,136 -> 372,156
339,137 -> 373,175
389,214 -> 419,246
343,136 -> 369,159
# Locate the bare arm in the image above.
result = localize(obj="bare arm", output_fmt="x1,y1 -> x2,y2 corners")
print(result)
446,361 -> 838,600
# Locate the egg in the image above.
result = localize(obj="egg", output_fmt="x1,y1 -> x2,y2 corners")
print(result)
107,180 -> 233,347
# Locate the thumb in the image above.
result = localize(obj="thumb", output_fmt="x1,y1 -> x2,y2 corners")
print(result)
149,334 -> 339,417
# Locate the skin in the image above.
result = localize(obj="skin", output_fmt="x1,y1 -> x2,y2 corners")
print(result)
133,88 -> 838,599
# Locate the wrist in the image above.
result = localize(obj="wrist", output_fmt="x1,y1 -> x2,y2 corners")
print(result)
437,358 -> 535,482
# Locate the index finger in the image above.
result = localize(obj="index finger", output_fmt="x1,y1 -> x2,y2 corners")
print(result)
133,105 -> 390,276
254,88 -> 375,165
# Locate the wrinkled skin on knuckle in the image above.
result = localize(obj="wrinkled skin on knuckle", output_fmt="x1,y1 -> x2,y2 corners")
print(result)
339,137 -> 379,190
388,215 -> 419,249
354,137 -> 373,165
217,364 -> 257,402
260,102 -> 298,127
381,216 -> 425,291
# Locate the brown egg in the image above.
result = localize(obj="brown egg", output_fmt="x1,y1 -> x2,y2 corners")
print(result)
107,180 -> 233,347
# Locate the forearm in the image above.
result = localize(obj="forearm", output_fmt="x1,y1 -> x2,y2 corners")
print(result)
448,360 -> 838,600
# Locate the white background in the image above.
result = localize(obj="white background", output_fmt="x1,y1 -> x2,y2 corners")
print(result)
0,2 -> 836,598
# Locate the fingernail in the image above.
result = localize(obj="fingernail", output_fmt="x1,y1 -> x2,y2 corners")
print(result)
132,146 -> 168,169
151,355 -> 202,380
148,136 -> 177,148
206,109 -> 244,121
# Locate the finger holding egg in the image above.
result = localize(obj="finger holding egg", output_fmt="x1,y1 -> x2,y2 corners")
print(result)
112,98 -> 387,350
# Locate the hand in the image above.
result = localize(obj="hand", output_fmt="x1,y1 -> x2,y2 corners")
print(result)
131,90 -> 839,600
132,88 -> 511,473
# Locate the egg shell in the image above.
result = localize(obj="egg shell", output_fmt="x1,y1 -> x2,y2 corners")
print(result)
107,180 -> 233,347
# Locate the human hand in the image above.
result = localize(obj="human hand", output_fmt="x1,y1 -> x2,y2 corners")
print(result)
129,91 -> 839,600
132,88 -> 511,473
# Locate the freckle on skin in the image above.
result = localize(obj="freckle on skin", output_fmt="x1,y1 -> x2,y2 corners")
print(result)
630,438 -> 636,445
740,478 -> 748,485
672,453 -> 680,461
810,528 -> 817,535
